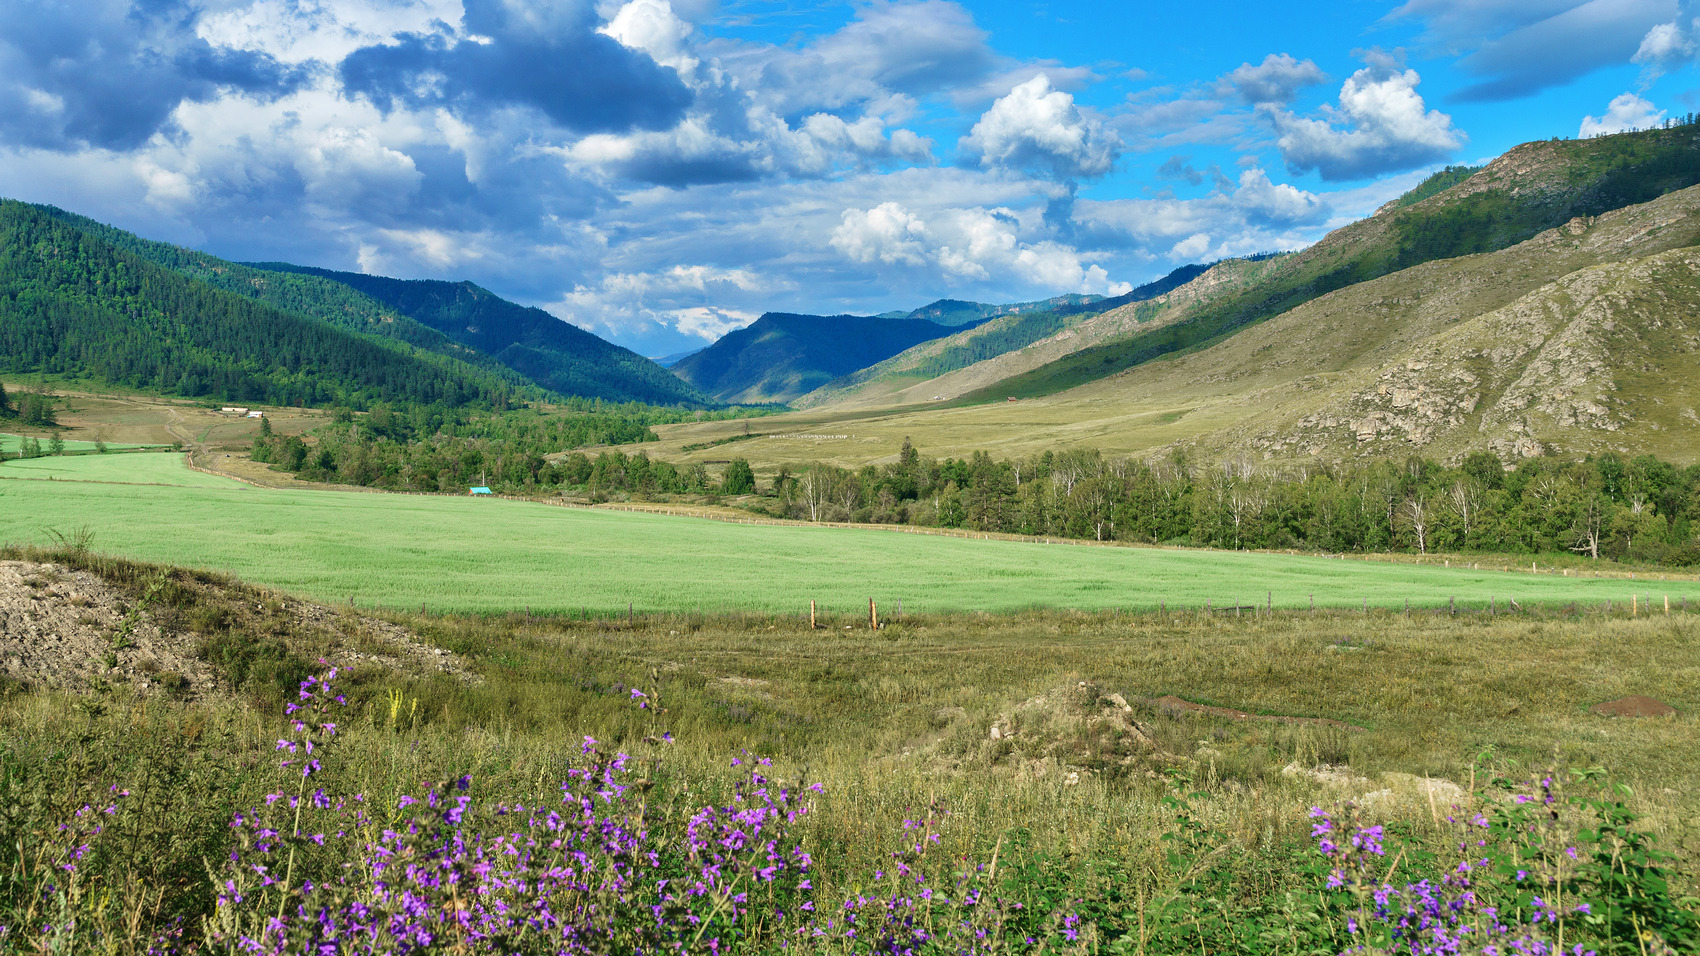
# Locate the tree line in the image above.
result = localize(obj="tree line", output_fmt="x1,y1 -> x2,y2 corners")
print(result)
249,402 -> 766,494
749,443 -> 1700,564
252,416 -> 1700,564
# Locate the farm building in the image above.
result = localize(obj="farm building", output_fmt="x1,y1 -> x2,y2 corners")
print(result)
469,487 -> 493,495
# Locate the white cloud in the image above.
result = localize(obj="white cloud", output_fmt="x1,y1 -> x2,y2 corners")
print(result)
1170,233 -> 1212,258
830,201 -> 1129,295
669,306 -> 759,340
1580,93 -> 1666,137
1218,53 -> 1328,105
960,74 -> 1121,179
1267,58 -> 1463,181
599,0 -> 700,79
1633,1 -> 1699,75
197,0 -> 464,65
831,202 -> 932,265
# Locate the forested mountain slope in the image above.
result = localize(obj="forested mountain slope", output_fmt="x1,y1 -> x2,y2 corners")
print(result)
671,312 -> 975,404
246,265 -> 709,406
0,200 -> 516,409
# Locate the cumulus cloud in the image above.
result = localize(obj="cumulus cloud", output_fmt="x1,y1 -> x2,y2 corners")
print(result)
0,0 -> 312,150
1633,0 -> 1699,75
1074,166 -> 1333,263
960,74 -> 1121,179
339,0 -> 693,134
829,200 -> 1130,295
1392,0 -> 1677,101
1266,56 -> 1463,181
1580,93 -> 1667,136
600,0 -> 700,77
553,265 -> 766,341
831,202 -> 932,265
1218,53 -> 1328,105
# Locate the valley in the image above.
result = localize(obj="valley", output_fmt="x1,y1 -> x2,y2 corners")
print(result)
2,122 -> 1698,955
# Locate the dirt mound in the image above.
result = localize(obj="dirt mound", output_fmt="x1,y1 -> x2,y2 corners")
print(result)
0,561 -> 218,696
1590,695 -> 1676,718
0,560 -> 473,698
1145,694 -> 1365,731
981,681 -> 1159,781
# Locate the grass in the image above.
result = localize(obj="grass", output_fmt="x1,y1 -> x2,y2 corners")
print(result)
0,432 -> 164,454
2,452 -> 1698,617
0,448 -> 231,486
0,543 -> 1695,953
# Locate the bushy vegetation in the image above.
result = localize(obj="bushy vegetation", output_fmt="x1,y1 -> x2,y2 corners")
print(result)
248,401 -> 768,493
744,442 -> 1700,565
1388,164 -> 1484,209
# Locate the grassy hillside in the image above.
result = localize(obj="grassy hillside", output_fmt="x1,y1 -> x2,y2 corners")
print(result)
645,179 -> 1700,469
952,124 -> 1700,405
672,312 -> 975,404
0,200 -> 518,410
249,264 -> 710,406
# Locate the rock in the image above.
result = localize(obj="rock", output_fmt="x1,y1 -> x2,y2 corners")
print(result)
1591,696 -> 1676,718
1106,692 -> 1132,712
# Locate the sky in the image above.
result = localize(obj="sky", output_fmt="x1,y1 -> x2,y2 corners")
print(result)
3,1 -> 1698,357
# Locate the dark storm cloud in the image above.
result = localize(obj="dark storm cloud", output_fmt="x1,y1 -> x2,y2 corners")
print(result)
0,0 -> 312,150
339,0 -> 692,135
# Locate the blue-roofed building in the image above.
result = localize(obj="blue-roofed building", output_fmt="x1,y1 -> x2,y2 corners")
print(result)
469,487 -> 493,495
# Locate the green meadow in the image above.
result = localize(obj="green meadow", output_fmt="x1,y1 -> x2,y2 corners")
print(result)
1,452 -> 1693,616
0,432 -> 165,455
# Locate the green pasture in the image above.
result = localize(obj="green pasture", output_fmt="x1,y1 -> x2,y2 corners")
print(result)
1,433 -> 165,455
2,453 -> 1695,615
0,449 -> 233,487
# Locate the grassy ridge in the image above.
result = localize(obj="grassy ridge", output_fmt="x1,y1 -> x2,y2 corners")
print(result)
956,125 -> 1700,405
1,454 -> 1694,615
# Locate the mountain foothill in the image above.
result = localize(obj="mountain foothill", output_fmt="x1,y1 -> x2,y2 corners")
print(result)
4,122 -> 1700,470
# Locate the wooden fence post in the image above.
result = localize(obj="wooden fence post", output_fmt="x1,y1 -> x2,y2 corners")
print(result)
810,600 -> 816,629
1267,590 -> 1272,613
870,598 -> 878,630
1450,596 -> 1455,616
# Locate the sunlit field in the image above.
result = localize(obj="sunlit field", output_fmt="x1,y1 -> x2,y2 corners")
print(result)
2,451 -> 1694,616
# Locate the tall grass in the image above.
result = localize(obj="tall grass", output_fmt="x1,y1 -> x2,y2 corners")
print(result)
0,546 -> 1694,952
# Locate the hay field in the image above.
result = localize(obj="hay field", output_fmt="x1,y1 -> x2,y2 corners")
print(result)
1,452 -> 1694,616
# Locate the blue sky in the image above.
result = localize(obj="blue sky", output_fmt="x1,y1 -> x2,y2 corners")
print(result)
3,0 -> 1697,357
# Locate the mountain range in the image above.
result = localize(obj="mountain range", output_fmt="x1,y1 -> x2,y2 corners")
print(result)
0,200 -> 707,408
7,121 -> 1700,469
641,121 -> 1700,468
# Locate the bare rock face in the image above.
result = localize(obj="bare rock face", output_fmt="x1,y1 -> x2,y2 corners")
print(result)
1590,695 -> 1677,718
